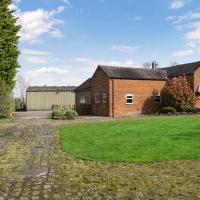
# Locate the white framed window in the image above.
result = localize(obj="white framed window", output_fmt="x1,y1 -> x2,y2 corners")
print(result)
95,93 -> 101,104
103,93 -> 107,104
126,94 -> 134,104
154,95 -> 161,103
80,96 -> 86,104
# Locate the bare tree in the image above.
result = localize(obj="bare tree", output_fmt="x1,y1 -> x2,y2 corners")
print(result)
143,62 -> 151,69
14,74 -> 29,102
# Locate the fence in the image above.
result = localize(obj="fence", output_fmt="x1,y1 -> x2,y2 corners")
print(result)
75,104 -> 92,116
56,104 -> 92,116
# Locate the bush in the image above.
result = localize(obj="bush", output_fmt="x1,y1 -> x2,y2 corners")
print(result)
52,105 -> 78,120
64,109 -> 78,120
186,107 -> 200,114
160,107 -> 176,114
52,109 -> 65,120
52,104 -> 60,110
161,76 -> 195,111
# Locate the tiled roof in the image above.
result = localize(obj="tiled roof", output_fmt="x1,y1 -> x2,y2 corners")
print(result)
27,86 -> 76,92
99,65 -> 167,80
76,78 -> 91,91
163,61 -> 200,77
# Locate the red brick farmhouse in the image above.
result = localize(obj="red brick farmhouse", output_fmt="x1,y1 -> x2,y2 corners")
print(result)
76,61 -> 200,117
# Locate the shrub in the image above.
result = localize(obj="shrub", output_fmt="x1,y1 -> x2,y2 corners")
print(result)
52,109 -> 65,120
64,109 -> 78,120
161,76 -> 195,111
160,107 -> 176,114
52,105 -> 78,120
52,104 -> 60,110
186,107 -> 200,114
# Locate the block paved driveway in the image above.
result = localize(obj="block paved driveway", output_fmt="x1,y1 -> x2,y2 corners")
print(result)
0,113 -> 200,199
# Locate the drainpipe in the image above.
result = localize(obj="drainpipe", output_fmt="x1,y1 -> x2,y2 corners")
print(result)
112,79 -> 114,118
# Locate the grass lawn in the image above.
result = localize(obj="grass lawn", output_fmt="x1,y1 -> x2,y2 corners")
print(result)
0,118 -> 12,125
60,116 -> 200,163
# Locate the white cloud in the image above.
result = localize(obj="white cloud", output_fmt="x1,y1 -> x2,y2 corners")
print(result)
170,0 -> 185,10
171,49 -> 194,57
166,16 -> 177,21
74,57 -> 140,73
14,0 -> 70,5
128,16 -> 143,22
112,45 -> 139,53
60,0 -> 70,5
167,12 -> 200,24
22,48 -> 49,56
184,22 -> 200,46
170,0 -> 192,10
8,3 -> 18,11
22,57 -> 140,86
25,67 -> 72,86
24,55 -> 63,64
25,56 -> 49,64
167,9 -> 200,48
13,6 -> 66,44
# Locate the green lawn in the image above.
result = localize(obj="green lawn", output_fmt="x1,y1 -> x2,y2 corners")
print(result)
60,116 -> 200,163
0,118 -> 12,125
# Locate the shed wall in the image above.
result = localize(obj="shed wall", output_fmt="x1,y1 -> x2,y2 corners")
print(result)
27,91 -> 75,111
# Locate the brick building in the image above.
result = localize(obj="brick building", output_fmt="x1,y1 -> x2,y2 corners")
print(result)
76,61 -> 200,117
75,78 -> 91,106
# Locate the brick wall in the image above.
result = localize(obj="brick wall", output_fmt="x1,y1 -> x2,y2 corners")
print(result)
110,79 -> 166,117
90,66 -> 200,117
185,74 -> 194,90
91,67 -> 110,116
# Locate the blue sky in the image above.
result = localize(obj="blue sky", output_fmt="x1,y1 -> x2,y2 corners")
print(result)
11,0 -> 200,86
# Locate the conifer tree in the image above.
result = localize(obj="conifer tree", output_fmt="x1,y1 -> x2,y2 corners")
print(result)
0,0 -> 20,89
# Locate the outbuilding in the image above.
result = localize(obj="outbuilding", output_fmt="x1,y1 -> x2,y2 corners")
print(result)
26,86 -> 76,111
77,61 -> 200,117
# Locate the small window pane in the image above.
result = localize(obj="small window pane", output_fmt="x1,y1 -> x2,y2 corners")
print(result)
103,93 -> 107,103
95,93 -> 101,103
127,99 -> 133,104
154,95 -> 161,103
80,96 -> 86,104
126,94 -> 133,104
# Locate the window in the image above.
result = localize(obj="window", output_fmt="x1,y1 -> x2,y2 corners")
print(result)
154,95 -> 161,103
197,84 -> 200,94
103,93 -> 107,104
126,94 -> 133,104
80,96 -> 86,104
95,93 -> 101,104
